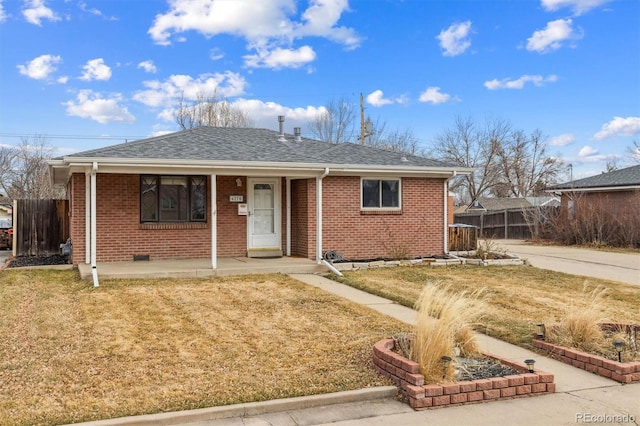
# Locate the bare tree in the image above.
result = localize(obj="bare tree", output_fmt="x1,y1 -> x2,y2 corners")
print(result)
0,136 -> 62,199
308,96 -> 356,143
174,91 -> 251,130
430,115 -> 509,204
365,117 -> 423,155
626,139 -> 640,164
494,129 -> 564,197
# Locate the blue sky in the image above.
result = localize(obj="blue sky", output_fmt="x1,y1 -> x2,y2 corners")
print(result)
1,0 -> 638,180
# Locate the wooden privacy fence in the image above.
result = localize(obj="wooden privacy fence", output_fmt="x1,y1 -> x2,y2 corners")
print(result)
448,224 -> 478,251
454,208 -> 534,240
14,199 -> 69,256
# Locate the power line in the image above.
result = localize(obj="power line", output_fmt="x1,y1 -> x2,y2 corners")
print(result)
0,132 -> 145,142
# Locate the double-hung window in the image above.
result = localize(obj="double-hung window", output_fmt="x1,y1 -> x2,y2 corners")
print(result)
361,178 -> 401,209
141,175 -> 206,222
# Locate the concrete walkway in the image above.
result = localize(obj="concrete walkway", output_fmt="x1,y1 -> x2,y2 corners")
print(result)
495,240 -> 640,286
79,273 -> 639,426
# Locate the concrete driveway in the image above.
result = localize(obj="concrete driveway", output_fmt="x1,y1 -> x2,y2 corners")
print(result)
0,249 -> 11,268
495,240 -> 640,286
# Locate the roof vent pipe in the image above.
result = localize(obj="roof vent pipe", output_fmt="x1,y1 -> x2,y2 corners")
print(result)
294,127 -> 302,142
278,116 -> 286,141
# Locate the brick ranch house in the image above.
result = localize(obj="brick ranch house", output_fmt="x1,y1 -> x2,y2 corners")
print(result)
547,164 -> 640,219
48,124 -> 471,272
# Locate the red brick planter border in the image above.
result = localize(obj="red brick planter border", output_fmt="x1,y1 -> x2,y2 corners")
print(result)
373,338 -> 555,410
532,323 -> 640,384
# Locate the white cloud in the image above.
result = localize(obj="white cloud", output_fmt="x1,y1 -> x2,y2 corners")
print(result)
17,54 -> 62,80
22,0 -> 59,26
209,48 -> 225,61
148,0 -> 360,69
79,58 -> 112,81
138,60 -> 157,74
0,0 -> 7,23
64,90 -> 135,124
57,75 -> 69,84
526,19 -> 582,53
133,72 -> 248,108
436,21 -> 472,57
244,45 -> 316,69
232,98 -> 324,129
77,1 -> 116,20
484,74 -> 558,90
365,90 -> 407,107
541,0 -> 611,16
593,116 -> 640,140
418,87 -> 452,104
578,145 -> 598,157
549,133 -> 575,147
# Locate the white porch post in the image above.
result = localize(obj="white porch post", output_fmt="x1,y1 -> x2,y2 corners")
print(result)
211,174 -> 217,269
90,162 -> 99,287
443,180 -> 449,253
286,177 -> 291,256
85,171 -> 91,265
316,176 -> 322,263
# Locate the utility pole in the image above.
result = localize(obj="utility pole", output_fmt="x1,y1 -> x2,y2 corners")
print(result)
359,93 -> 372,145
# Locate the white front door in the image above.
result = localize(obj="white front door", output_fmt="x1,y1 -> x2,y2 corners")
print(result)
247,178 -> 281,251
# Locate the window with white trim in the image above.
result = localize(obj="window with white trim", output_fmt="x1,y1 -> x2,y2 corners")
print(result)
361,178 -> 401,209
141,175 -> 206,222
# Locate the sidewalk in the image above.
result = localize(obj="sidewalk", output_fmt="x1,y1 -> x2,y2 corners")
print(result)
78,273 -> 639,426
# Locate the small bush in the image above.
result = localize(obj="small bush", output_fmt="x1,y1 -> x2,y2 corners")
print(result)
411,283 -> 485,383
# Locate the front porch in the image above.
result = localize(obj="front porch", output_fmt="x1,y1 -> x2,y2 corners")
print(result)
77,256 -> 328,280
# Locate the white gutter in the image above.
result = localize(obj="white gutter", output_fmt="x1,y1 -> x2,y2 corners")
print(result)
286,178 -> 291,256
321,259 -> 343,277
316,167 -> 330,264
90,162 -> 99,288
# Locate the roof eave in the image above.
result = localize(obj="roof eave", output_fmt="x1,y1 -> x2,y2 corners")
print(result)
546,184 -> 640,193
54,156 -> 474,178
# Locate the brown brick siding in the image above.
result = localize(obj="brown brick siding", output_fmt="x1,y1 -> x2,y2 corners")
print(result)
69,173 -> 447,264
562,190 -> 640,217
320,176 -> 446,260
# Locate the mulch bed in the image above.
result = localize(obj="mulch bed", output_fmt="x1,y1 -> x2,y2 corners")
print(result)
6,255 -> 69,268
454,357 -> 520,381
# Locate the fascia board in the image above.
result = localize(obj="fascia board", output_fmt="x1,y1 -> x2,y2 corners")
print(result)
58,157 -> 474,177
547,185 -> 640,193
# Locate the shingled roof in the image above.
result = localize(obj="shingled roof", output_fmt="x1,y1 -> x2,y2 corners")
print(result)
548,164 -> 640,191
61,126 -> 455,169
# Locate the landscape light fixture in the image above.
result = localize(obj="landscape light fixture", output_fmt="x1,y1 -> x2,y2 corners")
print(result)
536,323 -> 546,340
441,355 -> 452,378
613,340 -> 625,363
524,359 -> 536,373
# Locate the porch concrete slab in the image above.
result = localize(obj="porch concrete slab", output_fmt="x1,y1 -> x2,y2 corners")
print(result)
78,257 -> 327,280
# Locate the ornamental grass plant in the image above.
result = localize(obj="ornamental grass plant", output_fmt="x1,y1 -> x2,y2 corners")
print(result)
411,283 -> 485,383
547,285 -> 608,353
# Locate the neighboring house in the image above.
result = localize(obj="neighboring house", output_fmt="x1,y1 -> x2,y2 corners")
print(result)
48,123 -> 471,268
546,164 -> 640,219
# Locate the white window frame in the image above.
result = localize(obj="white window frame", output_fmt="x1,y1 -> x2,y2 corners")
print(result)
360,177 -> 402,210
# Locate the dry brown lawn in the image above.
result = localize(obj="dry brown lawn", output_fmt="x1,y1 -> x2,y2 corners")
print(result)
0,269 -> 405,426
334,265 -> 640,346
